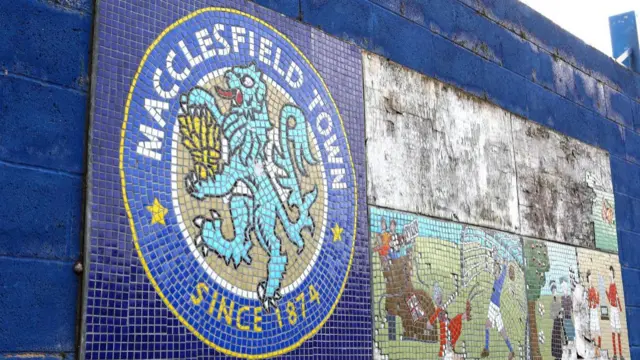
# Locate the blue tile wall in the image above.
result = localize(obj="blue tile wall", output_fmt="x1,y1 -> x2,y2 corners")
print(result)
0,355 -> 76,360
0,0 -> 92,90
0,163 -> 82,260
625,128 -> 640,164
606,86 -> 635,127
252,0 -> 299,19
0,76 -> 88,174
79,0 -> 640,357
456,0 -> 640,101
632,97 -> 640,131
614,192 -> 640,234
612,157 -> 640,200
0,257 -> 79,352
627,307 -> 640,347
622,267 -> 640,307
0,0 -> 90,358
618,230 -> 640,269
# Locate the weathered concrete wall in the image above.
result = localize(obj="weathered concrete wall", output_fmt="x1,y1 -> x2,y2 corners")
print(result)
0,0 -> 91,358
365,53 -> 617,253
513,118 -> 613,249
365,54 -> 519,232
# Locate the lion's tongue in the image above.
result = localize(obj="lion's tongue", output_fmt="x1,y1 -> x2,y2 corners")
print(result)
215,87 -> 243,104
215,86 -> 234,99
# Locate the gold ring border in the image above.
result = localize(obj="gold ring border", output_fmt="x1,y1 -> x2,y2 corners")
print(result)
118,7 -> 359,359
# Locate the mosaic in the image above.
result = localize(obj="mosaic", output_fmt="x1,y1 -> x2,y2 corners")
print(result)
524,239 -> 629,360
575,248 -> 629,359
524,239 -> 580,359
87,1 -> 369,359
586,171 -> 618,253
370,207 -> 528,360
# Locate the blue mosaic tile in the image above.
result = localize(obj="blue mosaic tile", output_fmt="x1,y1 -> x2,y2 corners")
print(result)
86,1 -> 370,359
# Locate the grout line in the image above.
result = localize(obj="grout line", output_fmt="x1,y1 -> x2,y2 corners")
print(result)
0,159 -> 84,178
1,71 -> 88,96
0,254 -> 77,265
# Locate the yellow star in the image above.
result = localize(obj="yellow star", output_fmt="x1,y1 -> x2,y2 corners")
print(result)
146,198 -> 168,225
331,223 -> 344,242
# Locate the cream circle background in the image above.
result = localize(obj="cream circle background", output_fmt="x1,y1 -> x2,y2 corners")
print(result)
171,68 -> 328,299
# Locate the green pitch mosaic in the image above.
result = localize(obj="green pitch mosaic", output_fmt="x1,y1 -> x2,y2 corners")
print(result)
370,206 -> 527,360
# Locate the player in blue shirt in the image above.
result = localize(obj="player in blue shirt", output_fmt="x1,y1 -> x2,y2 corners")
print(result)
481,257 -> 516,359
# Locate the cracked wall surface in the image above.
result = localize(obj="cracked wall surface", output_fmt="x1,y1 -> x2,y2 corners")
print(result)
364,52 -> 617,252
364,53 -> 519,233
513,117 -> 614,248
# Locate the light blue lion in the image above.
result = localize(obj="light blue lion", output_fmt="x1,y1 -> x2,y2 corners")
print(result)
179,63 -> 318,311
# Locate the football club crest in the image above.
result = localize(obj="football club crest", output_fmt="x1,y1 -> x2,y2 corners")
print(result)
120,8 -> 357,358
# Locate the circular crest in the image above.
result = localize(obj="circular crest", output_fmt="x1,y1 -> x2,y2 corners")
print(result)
120,8 -> 357,358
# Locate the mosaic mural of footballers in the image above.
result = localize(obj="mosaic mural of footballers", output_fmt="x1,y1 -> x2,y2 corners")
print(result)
370,207 -> 527,360
525,239 -> 581,360
525,239 -> 630,360
576,249 -> 629,360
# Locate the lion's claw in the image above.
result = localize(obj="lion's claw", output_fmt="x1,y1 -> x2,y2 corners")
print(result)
192,211 -> 252,267
193,234 -> 209,257
257,281 -> 282,312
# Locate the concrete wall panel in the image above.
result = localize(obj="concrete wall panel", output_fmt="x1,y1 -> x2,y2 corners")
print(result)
0,76 -> 88,174
513,118 -> 616,249
0,257 -> 78,352
0,163 -> 82,260
364,53 -> 519,232
0,0 -> 91,357
0,0 -> 92,90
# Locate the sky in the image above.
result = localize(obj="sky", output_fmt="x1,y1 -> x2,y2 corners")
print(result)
520,0 -> 639,58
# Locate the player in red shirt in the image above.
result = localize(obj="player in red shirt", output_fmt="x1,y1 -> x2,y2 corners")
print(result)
426,284 -> 472,358
586,271 -> 602,352
606,266 -> 624,360
374,218 -> 392,264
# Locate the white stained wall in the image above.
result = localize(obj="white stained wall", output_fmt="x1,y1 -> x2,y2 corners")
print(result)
363,52 -> 613,247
